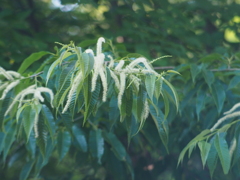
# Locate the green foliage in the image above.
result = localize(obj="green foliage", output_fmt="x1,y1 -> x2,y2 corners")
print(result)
1,0 -> 240,179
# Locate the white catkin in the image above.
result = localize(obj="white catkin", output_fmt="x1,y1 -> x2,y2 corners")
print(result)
91,54 -> 105,92
115,60 -> 125,71
210,111 -> 240,131
34,113 -> 39,138
85,49 -> 95,56
96,37 -> 105,56
0,82 -> 9,91
0,67 -> 14,80
0,80 -> 20,100
34,90 -> 44,102
143,99 -> 150,119
99,70 -> 108,102
36,87 -> 54,107
118,73 -> 126,108
108,55 -> 114,68
224,103 -> 240,115
18,89 -> 36,108
4,85 -> 36,116
129,74 -> 140,92
62,72 -> 82,113
7,71 -> 22,78
230,138 -> 237,158
110,70 -> 120,90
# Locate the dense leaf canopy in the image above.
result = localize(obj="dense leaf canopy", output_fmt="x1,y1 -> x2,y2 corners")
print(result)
1,0 -> 240,180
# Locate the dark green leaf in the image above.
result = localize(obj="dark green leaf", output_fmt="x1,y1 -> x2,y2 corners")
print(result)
89,129 -> 104,164
72,125 -> 87,152
57,130 -> 71,161
211,81 -> 226,114
22,105 -> 36,141
19,159 -> 35,180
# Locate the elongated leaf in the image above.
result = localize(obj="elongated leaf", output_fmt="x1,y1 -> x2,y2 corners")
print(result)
103,131 -> 127,161
22,105 -> 36,142
3,123 -> 16,161
198,141 -> 211,167
203,70 -> 214,89
154,76 -> 163,100
214,132 -> 231,174
41,105 -> 55,141
228,75 -> 240,89
0,132 -> 5,154
57,130 -> 71,161
26,132 -> 36,159
163,78 -> 179,111
18,51 -> 50,74
46,51 -> 65,84
89,129 -> 104,164
0,90 -> 13,131
72,125 -> 87,152
190,64 -> 201,82
196,89 -> 206,120
149,104 -> 169,152
19,159 -> 35,180
145,74 -> 156,101
84,79 -> 101,123
211,81 -> 226,114
178,129 -> 211,166
207,137 -> 218,178
109,95 -> 120,128
36,116 -> 48,158
161,90 -> 170,119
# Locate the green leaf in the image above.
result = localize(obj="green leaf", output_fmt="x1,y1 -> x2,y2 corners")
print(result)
36,116 -> 48,158
19,159 -> 35,180
103,131 -> 127,161
196,89 -> 206,120
3,123 -> 16,161
203,70 -> 214,89
89,129 -> 104,164
178,129 -> 211,166
22,105 -> 36,142
198,141 -> 211,167
154,76 -> 163,100
228,75 -> 240,89
167,70 -> 181,75
214,132 -> 231,174
199,53 -> 222,64
161,90 -> 170,119
18,51 -> 50,74
190,64 -> 201,83
41,105 -> 56,141
207,137 -> 218,178
57,130 -> 71,161
26,132 -> 36,159
72,125 -> 87,152
0,132 -> 5,154
149,104 -> 169,152
145,74 -> 156,101
46,51 -> 66,84
211,81 -> 226,114
162,78 -> 179,112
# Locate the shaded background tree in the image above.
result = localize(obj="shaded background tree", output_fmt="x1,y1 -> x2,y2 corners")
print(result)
1,0 -> 240,180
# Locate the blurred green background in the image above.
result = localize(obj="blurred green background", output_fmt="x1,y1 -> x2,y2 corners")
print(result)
1,0 -> 240,180
1,0 -> 240,70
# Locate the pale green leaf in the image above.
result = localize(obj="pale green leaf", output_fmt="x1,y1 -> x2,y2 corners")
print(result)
22,105 -> 36,142
145,74 -> 156,101
18,51 -> 50,74
163,78 -> 179,112
214,132 -> 231,174
198,141 -> 211,167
